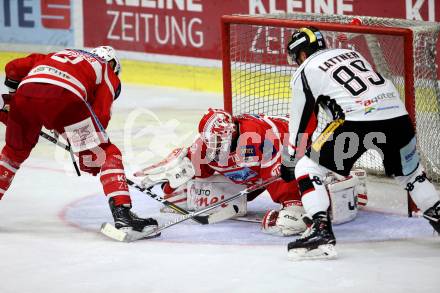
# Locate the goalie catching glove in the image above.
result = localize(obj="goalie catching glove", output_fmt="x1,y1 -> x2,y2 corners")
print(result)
262,200 -> 306,236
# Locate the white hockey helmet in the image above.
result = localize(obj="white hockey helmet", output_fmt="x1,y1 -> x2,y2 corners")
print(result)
198,108 -> 236,161
91,46 -> 121,76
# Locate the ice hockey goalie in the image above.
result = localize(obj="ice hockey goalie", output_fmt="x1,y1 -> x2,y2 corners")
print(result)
135,108 -> 368,236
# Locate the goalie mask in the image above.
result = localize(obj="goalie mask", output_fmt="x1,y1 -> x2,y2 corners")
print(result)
91,46 -> 121,76
198,108 -> 236,162
287,27 -> 326,65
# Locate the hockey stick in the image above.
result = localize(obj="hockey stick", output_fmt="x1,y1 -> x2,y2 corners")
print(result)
311,118 -> 344,152
101,176 -> 280,242
39,131 -> 81,176
124,178 -> 239,225
38,131 -> 237,225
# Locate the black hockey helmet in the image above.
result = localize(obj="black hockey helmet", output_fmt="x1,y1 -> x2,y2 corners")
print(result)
287,27 -> 326,65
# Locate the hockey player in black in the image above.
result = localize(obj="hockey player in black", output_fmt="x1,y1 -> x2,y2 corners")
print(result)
281,27 -> 440,261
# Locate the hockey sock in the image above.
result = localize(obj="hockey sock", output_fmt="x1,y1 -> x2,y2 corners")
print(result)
395,165 -> 439,212
295,157 -> 330,216
100,144 -> 131,206
0,154 -> 20,199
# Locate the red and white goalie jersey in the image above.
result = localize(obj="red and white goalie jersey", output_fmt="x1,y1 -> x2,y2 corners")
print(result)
187,113 -> 300,205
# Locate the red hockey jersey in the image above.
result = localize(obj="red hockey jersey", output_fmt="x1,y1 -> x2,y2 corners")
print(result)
188,114 -> 299,204
5,49 -> 120,129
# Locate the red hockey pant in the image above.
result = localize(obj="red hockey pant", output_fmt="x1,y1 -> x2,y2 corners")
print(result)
0,83 -> 131,205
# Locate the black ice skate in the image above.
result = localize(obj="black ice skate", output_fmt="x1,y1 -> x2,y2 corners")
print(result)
287,212 -> 337,261
109,198 -> 158,233
423,201 -> 440,234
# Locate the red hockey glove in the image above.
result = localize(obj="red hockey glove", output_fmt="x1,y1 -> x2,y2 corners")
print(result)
1,93 -> 13,110
0,94 -> 13,125
79,150 -> 102,176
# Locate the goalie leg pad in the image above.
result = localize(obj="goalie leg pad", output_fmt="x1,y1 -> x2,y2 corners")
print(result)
186,175 -> 247,216
327,175 -> 359,224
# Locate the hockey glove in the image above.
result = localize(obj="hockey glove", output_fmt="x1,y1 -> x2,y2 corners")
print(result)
281,154 -> 298,182
0,93 -> 13,125
280,164 -> 296,182
1,93 -> 13,109
79,150 -> 101,176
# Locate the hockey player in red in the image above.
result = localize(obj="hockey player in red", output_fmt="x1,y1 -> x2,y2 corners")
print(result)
193,109 -> 306,235
136,108 -> 308,235
0,47 -> 158,233
136,108 -> 366,235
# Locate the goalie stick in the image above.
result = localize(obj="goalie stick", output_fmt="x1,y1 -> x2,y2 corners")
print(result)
124,178 -> 238,225
38,131 -> 237,225
101,176 -> 281,242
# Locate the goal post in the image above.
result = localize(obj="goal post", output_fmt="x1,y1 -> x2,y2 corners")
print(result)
222,15 -> 416,120
221,13 -> 440,215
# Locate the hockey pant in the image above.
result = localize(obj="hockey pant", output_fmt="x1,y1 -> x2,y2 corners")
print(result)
295,115 -> 439,216
0,83 -> 131,206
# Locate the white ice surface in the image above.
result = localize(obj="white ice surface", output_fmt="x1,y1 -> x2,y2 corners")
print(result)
0,85 -> 439,293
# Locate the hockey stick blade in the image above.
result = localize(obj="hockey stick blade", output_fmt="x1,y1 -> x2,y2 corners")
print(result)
101,204 -> 239,242
100,223 -> 160,242
203,204 -> 239,224
37,132 -> 218,225
151,177 -> 279,235
125,179 -> 214,225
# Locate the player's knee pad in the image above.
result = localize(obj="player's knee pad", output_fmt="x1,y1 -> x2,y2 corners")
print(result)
295,156 -> 326,179
295,157 -> 326,196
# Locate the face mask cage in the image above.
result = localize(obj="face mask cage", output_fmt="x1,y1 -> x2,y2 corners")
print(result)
202,120 -> 235,162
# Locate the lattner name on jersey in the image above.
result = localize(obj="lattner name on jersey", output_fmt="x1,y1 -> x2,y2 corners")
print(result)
318,51 -> 360,72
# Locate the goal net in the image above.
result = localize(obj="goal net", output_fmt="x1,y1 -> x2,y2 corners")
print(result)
221,13 -> 440,189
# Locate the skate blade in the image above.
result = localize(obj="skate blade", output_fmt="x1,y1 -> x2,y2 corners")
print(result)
100,223 -> 160,242
287,244 -> 337,261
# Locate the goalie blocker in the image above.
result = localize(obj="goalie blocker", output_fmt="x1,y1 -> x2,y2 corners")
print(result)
135,148 -> 368,235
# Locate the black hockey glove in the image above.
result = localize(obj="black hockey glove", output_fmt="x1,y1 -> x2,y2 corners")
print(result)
280,163 -> 296,183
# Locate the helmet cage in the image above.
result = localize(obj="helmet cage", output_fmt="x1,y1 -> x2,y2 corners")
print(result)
199,109 -> 236,162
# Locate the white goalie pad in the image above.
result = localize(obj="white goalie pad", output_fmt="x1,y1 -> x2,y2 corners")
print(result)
136,148 -> 196,189
261,201 -> 307,236
327,175 -> 359,225
186,175 -> 247,217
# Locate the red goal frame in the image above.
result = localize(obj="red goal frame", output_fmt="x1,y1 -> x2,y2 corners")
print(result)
220,15 -> 415,126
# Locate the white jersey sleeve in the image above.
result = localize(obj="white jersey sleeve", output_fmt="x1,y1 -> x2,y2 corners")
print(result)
289,48 -> 408,152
